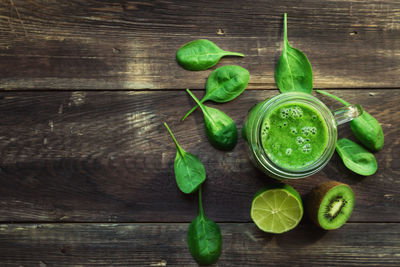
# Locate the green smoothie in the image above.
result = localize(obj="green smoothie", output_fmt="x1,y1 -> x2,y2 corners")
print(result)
261,102 -> 329,170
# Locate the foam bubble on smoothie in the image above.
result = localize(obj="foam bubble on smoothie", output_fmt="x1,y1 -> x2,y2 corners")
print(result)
301,127 -> 310,136
290,106 -> 303,118
280,108 -> 290,118
296,136 -> 305,145
262,122 -> 270,135
302,143 -> 311,153
310,127 -> 317,135
286,148 -> 292,155
290,127 -> 297,135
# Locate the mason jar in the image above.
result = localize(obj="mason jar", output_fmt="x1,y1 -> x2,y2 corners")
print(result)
242,92 -> 362,180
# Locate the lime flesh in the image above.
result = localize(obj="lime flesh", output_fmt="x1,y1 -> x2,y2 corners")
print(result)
251,184 -> 303,234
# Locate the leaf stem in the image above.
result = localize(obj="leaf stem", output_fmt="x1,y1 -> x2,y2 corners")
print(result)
186,89 -> 213,121
224,51 -> 245,57
284,13 -> 288,50
186,89 -> 204,110
163,122 -> 185,158
181,96 -> 207,121
198,185 -> 205,217
316,90 -> 351,106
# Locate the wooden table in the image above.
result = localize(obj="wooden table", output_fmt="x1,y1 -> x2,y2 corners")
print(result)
0,1 -> 399,266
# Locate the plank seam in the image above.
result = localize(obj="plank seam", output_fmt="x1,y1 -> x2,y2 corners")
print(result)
0,221 -> 398,224
0,88 -> 400,92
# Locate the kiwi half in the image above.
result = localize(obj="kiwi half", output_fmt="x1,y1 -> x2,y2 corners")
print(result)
306,181 -> 355,230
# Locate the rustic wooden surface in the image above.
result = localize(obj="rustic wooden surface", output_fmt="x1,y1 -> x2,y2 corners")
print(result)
1,0 -> 400,90
0,90 -> 398,223
0,223 -> 399,266
0,0 -> 399,266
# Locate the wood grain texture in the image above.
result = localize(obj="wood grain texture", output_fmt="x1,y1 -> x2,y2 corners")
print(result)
0,0 -> 399,90
0,223 -> 399,266
0,89 -> 398,222
0,1 -> 398,265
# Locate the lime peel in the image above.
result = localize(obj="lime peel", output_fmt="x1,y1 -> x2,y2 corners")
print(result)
251,184 -> 303,234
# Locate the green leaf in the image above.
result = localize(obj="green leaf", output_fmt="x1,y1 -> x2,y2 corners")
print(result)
336,138 -> 378,176
316,90 -> 384,151
164,122 -> 206,194
176,39 -> 244,71
350,112 -> 384,152
186,89 -> 238,150
187,187 -> 222,265
275,13 -> 313,94
182,65 -> 250,121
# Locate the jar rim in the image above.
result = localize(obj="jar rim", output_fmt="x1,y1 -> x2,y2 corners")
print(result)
250,92 -> 337,179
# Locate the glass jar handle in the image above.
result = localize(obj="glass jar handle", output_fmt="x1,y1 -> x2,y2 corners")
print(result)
333,104 -> 363,126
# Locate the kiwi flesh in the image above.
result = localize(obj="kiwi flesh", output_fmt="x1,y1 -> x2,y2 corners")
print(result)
306,181 -> 355,230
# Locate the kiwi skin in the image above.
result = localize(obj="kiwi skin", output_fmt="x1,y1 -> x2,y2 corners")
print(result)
306,181 -> 354,230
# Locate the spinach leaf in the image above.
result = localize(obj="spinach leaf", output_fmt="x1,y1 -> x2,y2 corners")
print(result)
336,138 -> 378,176
182,65 -> 250,121
275,13 -> 313,94
316,90 -> 384,152
176,39 -> 244,71
186,89 -> 238,150
188,186 -> 222,265
164,122 -> 206,194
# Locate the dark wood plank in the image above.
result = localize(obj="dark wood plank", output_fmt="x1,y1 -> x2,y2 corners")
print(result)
0,0 -> 399,89
0,223 -> 399,266
0,89 -> 398,222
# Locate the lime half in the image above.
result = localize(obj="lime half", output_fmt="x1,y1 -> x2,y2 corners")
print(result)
251,184 -> 303,234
